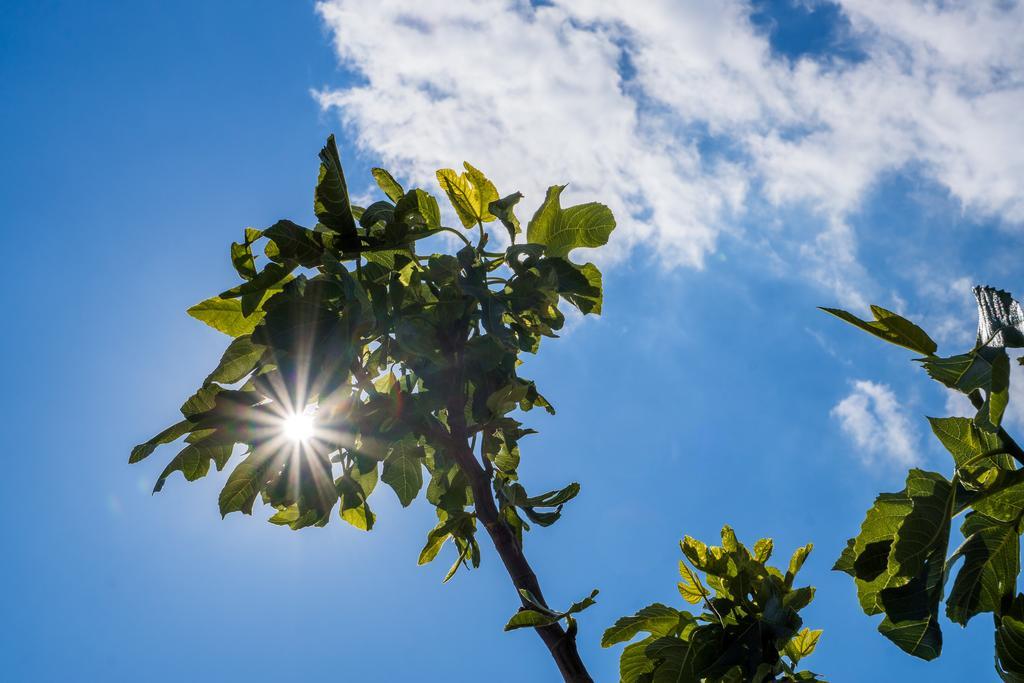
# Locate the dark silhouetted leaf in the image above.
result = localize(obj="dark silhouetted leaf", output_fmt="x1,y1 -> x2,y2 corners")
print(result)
314,134 -> 358,250
946,512 -> 1020,625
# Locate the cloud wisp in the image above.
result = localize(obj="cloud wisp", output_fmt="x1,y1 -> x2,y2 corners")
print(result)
832,380 -> 921,468
314,0 -> 1024,306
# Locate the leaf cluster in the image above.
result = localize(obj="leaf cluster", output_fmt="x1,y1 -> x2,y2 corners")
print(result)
825,287 -> 1024,677
602,526 -> 823,682
131,136 -> 615,585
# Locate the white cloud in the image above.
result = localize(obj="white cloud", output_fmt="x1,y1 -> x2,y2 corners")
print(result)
832,380 -> 920,467
1001,358 -> 1024,432
314,0 -> 1024,305
943,387 -> 974,419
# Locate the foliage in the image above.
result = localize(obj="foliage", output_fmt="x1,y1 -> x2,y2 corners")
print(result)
602,526 -> 824,682
824,286 -> 1024,678
131,136 -> 615,679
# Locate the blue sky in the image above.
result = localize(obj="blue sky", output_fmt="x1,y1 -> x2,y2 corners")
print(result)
4,1 -> 1024,681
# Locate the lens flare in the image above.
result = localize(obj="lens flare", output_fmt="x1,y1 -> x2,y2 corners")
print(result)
282,410 -> 316,442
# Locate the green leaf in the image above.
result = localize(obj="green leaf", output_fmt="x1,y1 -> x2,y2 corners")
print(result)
418,518 -> 456,565
618,635 -> 657,683
314,134 -> 359,249
647,632 -> 717,683
526,185 -> 616,259
838,470 -> 954,623
394,189 -> 441,230
203,335 -> 264,385
381,439 -> 424,507
844,489 -> 914,614
785,586 -> 816,612
372,167 -> 405,202
504,589 -> 598,631
860,470 -> 954,660
920,348 -> 1008,412
985,350 -> 1011,431
436,163 -> 498,228
564,588 -> 599,617
974,475 -> 1024,523
187,293 -> 273,337
753,538 -> 774,563
677,561 -> 709,605
929,416 -> 1012,486
230,239 -> 257,280
889,472 -> 954,576
180,384 -> 220,419
267,504 -> 301,526
504,609 -> 556,631
486,380 -> 531,416
219,261 -> 293,300
492,435 -> 520,474
544,258 -> 603,315
786,543 -> 813,587
946,512 -> 1020,625
219,451 -> 274,516
262,220 -> 322,267
876,565 -> 944,661
820,305 -> 937,355
523,482 -> 579,508
833,538 -> 857,576
607,529 -> 821,681
359,200 -> 394,229
339,501 -> 375,531
154,441 -> 233,493
489,191 -> 523,243
997,599 -> 1024,680
601,603 -> 682,646
337,468 -> 377,532
130,420 -> 191,464
784,628 -> 822,665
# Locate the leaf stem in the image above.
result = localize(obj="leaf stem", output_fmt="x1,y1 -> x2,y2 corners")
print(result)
437,226 -> 474,249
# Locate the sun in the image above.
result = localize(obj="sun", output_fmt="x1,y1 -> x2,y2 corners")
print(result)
282,410 -> 316,443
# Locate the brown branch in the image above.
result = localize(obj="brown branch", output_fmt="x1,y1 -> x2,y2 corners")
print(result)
442,346 -> 592,682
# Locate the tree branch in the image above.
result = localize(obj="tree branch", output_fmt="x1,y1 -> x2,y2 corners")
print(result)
443,346 -> 592,682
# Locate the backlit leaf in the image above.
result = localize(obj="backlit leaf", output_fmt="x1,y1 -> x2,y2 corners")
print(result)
130,420 -> 191,464
154,441 -> 233,493
436,163 -> 498,228
677,561 -> 708,605
187,295 -> 268,337
372,167 -> 405,202
601,603 -> 682,646
381,439 -> 424,507
820,305 -> 936,355
203,335 -> 264,386
526,185 -> 615,259
784,628 -> 822,665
